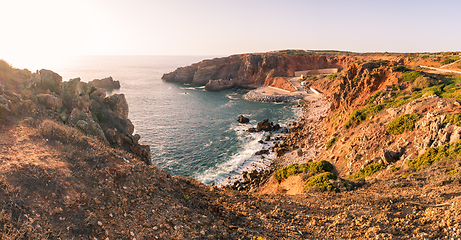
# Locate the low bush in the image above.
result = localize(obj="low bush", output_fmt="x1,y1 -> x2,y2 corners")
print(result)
391,166 -> 401,172
402,71 -> 424,82
327,73 -> 337,80
386,113 -> 420,135
408,140 -> 461,170
303,172 -> 337,192
441,56 -> 460,65
344,104 -> 385,129
275,160 -> 334,180
326,137 -> 337,149
38,119 -> 89,146
349,163 -> 383,180
413,76 -> 435,89
444,113 -> 461,127
392,65 -> 408,72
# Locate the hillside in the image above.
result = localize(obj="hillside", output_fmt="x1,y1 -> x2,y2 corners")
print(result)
1,51 -> 461,239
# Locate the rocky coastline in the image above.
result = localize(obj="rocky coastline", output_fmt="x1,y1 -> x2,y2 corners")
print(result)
243,89 -> 303,102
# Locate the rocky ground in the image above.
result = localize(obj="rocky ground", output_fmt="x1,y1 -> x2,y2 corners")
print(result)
2,52 -> 461,239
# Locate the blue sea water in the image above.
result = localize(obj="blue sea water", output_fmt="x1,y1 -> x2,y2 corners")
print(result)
44,56 -> 300,185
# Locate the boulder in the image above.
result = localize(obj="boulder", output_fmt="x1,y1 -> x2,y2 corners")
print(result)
255,149 -> 269,155
21,99 -> 36,115
61,78 -> 87,109
103,94 -> 129,119
256,119 -> 272,132
39,69 -> 62,94
237,115 -> 249,123
88,76 -> 120,90
3,90 -> 22,115
37,94 -> 63,111
381,149 -> 399,165
68,108 -> 107,143
205,79 -> 239,91
89,88 -> 107,103
296,149 -> 303,157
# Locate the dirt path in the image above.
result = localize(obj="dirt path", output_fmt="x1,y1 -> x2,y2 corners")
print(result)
420,65 -> 461,74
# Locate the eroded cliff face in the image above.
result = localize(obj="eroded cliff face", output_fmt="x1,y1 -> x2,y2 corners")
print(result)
162,53 -> 352,90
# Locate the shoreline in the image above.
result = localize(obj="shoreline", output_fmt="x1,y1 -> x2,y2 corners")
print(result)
225,98 -> 330,191
216,105 -> 303,186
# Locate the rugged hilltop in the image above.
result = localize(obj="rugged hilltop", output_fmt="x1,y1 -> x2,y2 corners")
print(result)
1,51 -> 461,239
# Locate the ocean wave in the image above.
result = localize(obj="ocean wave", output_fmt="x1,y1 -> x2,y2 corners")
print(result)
193,122 -> 282,185
225,94 -> 240,100
180,87 -> 197,90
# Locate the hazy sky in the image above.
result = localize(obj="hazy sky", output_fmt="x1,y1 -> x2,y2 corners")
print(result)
1,0 -> 460,68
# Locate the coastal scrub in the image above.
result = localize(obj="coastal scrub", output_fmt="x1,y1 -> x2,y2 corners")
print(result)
275,160 -> 334,180
444,113 -> 461,127
326,137 -> 337,149
386,113 -> 420,135
402,71 -> 424,82
408,140 -> 461,170
303,172 -> 337,192
349,163 -> 383,181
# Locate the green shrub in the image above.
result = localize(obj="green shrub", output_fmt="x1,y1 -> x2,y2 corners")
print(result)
441,56 -> 460,65
391,166 -> 401,172
308,160 -> 334,173
408,140 -> 461,170
344,104 -> 385,129
402,71 -> 424,82
386,113 -> 420,135
414,76 -> 435,89
349,163 -> 383,180
303,172 -> 337,192
275,160 -> 334,180
275,163 -> 301,180
326,137 -> 337,149
392,65 -> 408,72
444,113 -> 461,127
327,73 -> 337,80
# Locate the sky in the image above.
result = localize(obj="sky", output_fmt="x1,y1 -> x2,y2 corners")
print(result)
1,0 -> 460,69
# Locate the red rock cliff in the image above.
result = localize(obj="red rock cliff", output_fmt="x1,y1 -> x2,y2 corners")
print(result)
162,52 -> 352,90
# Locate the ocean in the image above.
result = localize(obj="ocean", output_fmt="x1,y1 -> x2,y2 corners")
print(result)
42,56 -> 300,185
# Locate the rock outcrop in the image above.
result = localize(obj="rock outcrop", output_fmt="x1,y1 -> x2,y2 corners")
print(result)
0,62 -> 151,165
162,51 -> 351,90
88,76 -> 121,90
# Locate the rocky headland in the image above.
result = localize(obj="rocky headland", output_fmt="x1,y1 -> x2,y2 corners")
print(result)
162,50 -> 352,91
1,51 -> 461,239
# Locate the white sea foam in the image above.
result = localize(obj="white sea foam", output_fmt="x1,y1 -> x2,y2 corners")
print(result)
180,87 -> 197,90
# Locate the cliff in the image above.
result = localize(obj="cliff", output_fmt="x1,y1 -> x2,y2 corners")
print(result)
2,51 -> 461,239
162,50 -> 352,90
